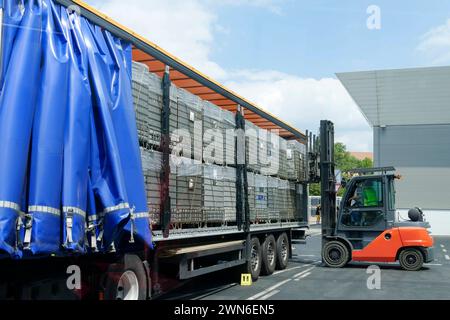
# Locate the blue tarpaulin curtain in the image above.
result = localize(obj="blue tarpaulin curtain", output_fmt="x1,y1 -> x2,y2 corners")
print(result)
0,0 -> 151,258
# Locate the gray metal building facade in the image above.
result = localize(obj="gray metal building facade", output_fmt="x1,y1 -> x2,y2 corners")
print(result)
337,66 -> 450,235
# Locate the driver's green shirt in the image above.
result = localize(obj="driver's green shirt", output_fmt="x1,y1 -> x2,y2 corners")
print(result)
363,187 -> 378,206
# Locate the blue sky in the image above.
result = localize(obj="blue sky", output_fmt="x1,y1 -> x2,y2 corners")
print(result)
210,0 -> 450,77
86,0 -> 450,151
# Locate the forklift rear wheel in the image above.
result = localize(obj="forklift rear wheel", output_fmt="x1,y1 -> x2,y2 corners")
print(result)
261,235 -> 277,275
323,241 -> 349,268
244,237 -> 262,282
276,233 -> 290,270
399,248 -> 424,271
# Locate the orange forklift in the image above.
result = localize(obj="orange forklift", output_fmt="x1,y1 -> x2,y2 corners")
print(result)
311,121 -> 434,271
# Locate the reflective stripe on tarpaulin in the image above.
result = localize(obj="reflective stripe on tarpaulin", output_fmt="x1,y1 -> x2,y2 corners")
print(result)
0,0 -> 151,259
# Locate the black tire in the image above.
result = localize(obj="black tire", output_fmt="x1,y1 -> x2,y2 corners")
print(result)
276,233 -> 290,270
104,254 -> 149,300
244,237 -> 262,282
261,235 -> 277,275
322,241 -> 349,268
399,248 -> 424,271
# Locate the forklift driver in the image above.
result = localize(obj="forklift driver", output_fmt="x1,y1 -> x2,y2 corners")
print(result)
346,180 -> 381,226
348,182 -> 364,225
348,183 -> 363,207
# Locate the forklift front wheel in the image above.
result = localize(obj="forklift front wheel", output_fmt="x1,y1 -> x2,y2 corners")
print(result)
322,241 -> 350,268
399,248 -> 424,271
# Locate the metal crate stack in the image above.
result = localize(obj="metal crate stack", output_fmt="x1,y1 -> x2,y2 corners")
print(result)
278,179 -> 290,221
203,101 -> 224,165
203,164 -> 225,224
286,182 -> 297,221
174,88 -> 203,160
293,184 -> 305,221
254,174 -> 268,221
140,148 -> 177,226
176,162 -> 225,225
247,172 -> 256,222
222,109 -> 236,166
173,158 -> 203,224
223,166 -> 236,223
245,120 -> 260,172
132,62 -> 163,148
258,128 -> 270,175
266,131 -> 281,178
287,140 -> 307,181
267,176 -> 280,221
278,138 -> 289,179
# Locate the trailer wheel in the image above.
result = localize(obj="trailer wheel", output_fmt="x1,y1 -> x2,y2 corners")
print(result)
244,237 -> 262,282
322,241 -> 349,268
399,248 -> 424,271
276,233 -> 289,270
104,254 -> 148,300
261,235 -> 277,275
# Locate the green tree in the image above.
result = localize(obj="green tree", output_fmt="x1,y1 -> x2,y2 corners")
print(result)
308,142 -> 373,196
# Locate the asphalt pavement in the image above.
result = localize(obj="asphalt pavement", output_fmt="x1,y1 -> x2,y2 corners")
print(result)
161,226 -> 450,300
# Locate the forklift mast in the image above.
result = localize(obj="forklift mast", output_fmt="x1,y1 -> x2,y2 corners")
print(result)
319,120 -> 337,237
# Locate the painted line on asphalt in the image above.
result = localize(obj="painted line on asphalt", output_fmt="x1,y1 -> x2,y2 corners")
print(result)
247,279 -> 292,300
259,290 -> 280,300
445,255 -> 450,261
425,263 -> 443,266
296,254 -> 318,257
294,272 -> 311,281
440,244 -> 445,248
443,249 -> 447,253
273,261 -> 320,275
273,264 -> 310,275
293,267 -> 315,279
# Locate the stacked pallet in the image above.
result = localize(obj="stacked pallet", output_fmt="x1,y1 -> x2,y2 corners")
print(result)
132,62 -> 163,148
203,101 -> 224,165
222,109 -> 236,166
245,120 -> 260,172
278,138 -> 289,180
276,180 -> 288,221
132,61 -> 179,150
223,166 -> 237,223
133,61 -> 304,227
175,88 -> 203,160
247,172 -> 256,222
288,182 -> 297,221
140,149 -> 177,225
287,140 -> 307,181
267,177 -> 280,221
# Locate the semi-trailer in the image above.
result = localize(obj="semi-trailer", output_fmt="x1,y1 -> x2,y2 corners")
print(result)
0,0 -> 313,300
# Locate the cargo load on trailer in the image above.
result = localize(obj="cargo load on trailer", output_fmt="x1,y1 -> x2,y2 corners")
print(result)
0,0 -> 314,299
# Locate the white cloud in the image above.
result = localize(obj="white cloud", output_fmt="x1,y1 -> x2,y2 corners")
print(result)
417,19 -> 450,65
85,0 -> 227,79
84,0 -> 372,151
